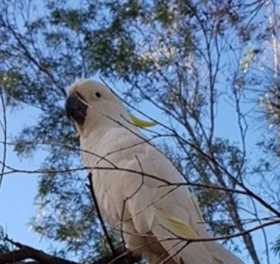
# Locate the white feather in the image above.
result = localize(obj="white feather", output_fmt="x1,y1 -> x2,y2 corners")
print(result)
68,79 -> 244,264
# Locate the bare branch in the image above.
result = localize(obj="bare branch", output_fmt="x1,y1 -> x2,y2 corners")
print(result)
1,238 -> 78,264
86,172 -> 117,257
0,86 -> 7,188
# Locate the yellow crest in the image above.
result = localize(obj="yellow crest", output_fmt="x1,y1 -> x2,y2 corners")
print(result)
129,114 -> 156,128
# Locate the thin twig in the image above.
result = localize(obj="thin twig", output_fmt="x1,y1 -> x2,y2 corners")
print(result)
0,86 -> 7,188
86,172 -> 117,257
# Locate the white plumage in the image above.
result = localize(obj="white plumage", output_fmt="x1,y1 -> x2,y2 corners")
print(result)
66,79 -> 243,264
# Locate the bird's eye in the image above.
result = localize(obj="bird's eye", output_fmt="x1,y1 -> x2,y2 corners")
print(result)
95,92 -> 101,98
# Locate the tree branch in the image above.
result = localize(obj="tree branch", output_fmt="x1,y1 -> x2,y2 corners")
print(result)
0,241 -> 78,264
86,172 -> 117,257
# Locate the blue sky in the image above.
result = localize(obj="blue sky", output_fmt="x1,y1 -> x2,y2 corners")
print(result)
0,106 -> 47,246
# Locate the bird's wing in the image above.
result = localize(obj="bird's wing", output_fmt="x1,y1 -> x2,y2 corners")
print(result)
122,143 -> 243,264
84,127 -> 242,263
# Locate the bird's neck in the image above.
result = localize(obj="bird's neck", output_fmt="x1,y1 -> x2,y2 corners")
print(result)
79,115 -> 140,162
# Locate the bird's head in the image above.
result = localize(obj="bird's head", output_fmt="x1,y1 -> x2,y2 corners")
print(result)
65,79 -> 128,136
65,79 -> 156,137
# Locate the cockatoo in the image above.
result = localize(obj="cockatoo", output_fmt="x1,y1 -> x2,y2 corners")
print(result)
65,79 -> 243,264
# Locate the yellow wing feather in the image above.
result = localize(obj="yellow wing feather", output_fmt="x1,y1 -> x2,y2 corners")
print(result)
157,209 -> 198,239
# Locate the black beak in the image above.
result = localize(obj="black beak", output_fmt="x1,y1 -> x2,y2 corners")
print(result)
65,92 -> 88,125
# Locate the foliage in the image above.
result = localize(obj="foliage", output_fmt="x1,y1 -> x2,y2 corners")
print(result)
0,227 -> 9,253
0,0 -> 280,263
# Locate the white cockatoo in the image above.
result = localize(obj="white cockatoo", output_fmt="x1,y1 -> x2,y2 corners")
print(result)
65,79 -> 243,264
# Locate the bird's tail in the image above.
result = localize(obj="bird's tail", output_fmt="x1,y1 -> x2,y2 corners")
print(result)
151,210 -> 243,264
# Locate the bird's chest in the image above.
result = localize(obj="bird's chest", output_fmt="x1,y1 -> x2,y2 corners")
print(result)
80,132 -> 142,226
91,171 -> 125,226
